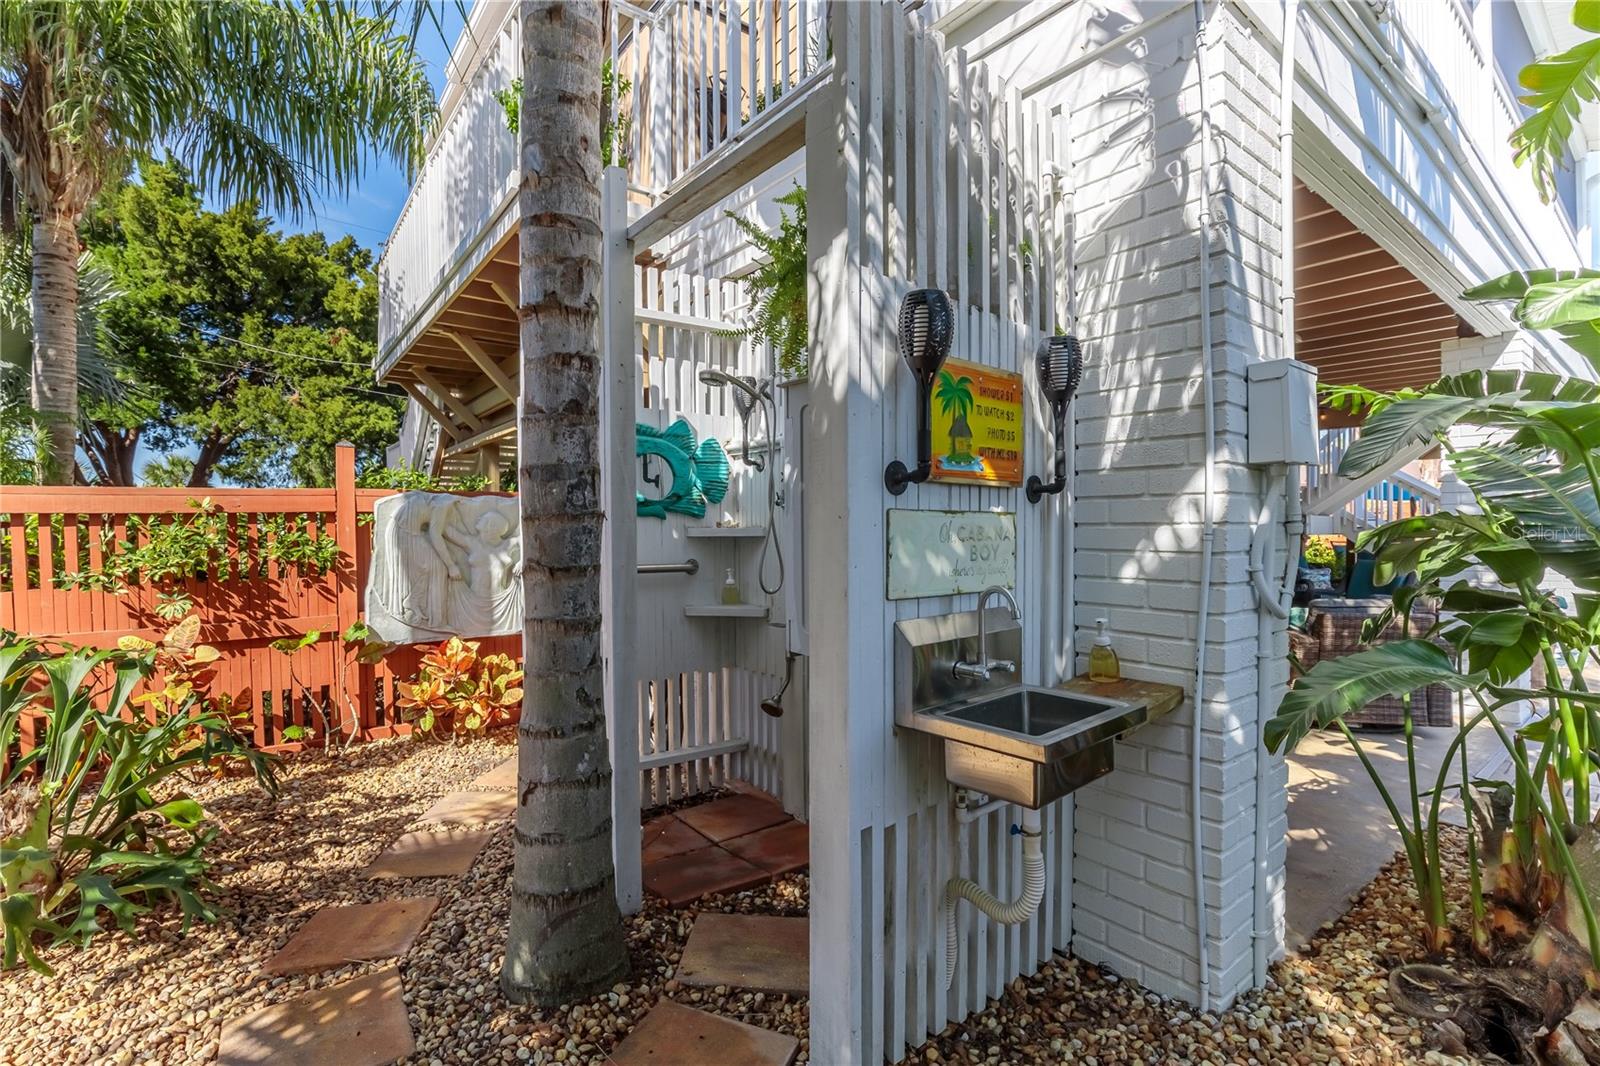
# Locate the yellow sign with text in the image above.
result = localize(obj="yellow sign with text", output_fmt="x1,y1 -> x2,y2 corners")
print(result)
930,357 -> 1024,486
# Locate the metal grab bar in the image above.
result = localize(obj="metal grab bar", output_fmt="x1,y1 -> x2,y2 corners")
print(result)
638,558 -> 699,576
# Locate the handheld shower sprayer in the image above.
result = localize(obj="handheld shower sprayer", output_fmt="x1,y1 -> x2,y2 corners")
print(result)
697,367 -> 786,596
698,368 -> 766,471
884,288 -> 956,495
1025,334 -> 1083,504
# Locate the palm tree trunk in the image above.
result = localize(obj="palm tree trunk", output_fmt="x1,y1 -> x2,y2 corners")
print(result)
501,0 -> 628,1007
30,213 -> 80,484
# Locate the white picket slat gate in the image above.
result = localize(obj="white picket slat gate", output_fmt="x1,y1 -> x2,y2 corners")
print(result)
805,3 -> 1074,1062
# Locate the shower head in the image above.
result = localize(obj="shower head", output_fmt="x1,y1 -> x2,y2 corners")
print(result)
699,368 -> 763,411
699,368 -> 766,469
760,652 -> 797,718
1036,334 -> 1083,412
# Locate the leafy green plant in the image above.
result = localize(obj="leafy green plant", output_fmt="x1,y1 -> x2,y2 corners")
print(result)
356,464 -> 490,493
0,622 -> 277,974
1508,0 -> 1600,206
1268,368 -> 1600,986
724,185 -> 807,378
268,621 -> 394,751
59,498 -> 339,619
396,637 -> 522,739
495,58 -> 633,167
1302,535 -> 1336,569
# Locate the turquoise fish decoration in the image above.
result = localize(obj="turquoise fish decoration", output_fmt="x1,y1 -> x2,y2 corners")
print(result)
636,417 -> 730,519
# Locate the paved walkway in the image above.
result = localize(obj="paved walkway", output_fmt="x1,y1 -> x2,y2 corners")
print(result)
642,793 -> 809,906
1284,706 -> 1505,948
220,759 -> 806,1066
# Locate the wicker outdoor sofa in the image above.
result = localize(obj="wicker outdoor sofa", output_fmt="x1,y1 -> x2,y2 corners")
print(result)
1288,597 -> 1457,728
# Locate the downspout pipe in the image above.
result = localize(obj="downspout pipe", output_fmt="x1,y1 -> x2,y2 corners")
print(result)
1189,0 -> 1219,1014
1251,0 -> 1302,990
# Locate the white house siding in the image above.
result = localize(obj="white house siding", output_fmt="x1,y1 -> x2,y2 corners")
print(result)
950,0 -> 1291,1008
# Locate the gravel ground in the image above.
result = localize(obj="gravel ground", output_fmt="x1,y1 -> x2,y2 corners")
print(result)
3,738 -> 1476,1066
909,827 -> 1479,1066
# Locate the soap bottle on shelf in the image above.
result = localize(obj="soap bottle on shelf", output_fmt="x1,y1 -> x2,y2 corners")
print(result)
1088,618 -> 1121,683
721,567 -> 740,605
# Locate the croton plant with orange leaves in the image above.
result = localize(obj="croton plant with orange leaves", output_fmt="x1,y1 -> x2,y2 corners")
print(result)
396,637 -> 523,739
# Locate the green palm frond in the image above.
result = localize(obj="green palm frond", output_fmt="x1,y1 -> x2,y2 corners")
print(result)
1508,0 -> 1600,203
1266,641 -> 1475,754
0,230 -> 123,406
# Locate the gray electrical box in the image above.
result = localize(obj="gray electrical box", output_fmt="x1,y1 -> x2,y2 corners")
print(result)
1246,358 -> 1319,466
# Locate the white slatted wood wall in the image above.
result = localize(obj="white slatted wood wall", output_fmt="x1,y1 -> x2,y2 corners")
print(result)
631,264 -> 787,808
633,0 -> 829,195
805,4 -> 1074,1062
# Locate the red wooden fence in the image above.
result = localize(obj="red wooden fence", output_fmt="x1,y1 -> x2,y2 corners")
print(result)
1,444 -> 517,753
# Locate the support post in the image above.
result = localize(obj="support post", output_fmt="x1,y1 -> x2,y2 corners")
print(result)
803,32 -> 870,1060
331,442 -> 369,736
600,166 -> 642,914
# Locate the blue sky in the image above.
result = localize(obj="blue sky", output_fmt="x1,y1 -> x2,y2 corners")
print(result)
280,1 -> 470,251
146,2 -> 470,482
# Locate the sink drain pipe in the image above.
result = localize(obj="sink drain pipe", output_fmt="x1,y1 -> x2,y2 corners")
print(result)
943,805 -> 1045,989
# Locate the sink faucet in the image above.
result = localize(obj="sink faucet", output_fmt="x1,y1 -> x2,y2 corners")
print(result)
953,586 -> 1020,682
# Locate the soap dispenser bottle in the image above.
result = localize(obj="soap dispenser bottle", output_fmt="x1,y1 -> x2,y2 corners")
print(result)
721,567 -> 740,605
1089,618 -> 1121,683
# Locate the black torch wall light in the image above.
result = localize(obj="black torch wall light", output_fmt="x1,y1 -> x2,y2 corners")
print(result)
1025,334 -> 1084,504
884,288 -> 956,495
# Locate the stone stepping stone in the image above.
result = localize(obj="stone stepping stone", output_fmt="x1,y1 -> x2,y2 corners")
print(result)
264,897 -> 440,976
675,794 -> 790,843
417,790 -> 516,825
362,830 -> 493,880
642,813 -> 714,864
676,913 -> 809,995
722,820 -> 809,876
470,757 -> 517,792
643,846 -> 768,906
610,999 -> 798,1066
218,965 -> 413,1066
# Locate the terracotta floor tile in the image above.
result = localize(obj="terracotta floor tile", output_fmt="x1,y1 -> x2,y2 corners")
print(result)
721,820 -> 809,876
675,794 -> 790,843
417,790 -> 517,825
642,846 -> 769,906
469,758 -> 517,791
641,814 -> 714,864
362,830 -> 493,880
217,966 -> 413,1066
609,999 -> 798,1066
675,913 -> 809,995
263,898 -> 440,976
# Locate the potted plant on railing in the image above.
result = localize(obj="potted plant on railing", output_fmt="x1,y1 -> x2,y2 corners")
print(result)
1266,368 -> 1600,1059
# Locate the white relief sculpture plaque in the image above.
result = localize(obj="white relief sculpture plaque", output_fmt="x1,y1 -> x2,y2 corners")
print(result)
366,492 -> 523,642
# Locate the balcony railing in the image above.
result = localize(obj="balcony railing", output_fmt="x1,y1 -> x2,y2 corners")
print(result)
378,0 -> 828,370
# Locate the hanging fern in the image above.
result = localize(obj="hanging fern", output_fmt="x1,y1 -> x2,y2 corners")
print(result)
725,185 -> 807,378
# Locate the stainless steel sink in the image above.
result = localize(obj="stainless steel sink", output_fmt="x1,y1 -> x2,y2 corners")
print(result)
893,611 -> 1148,808
908,686 -> 1146,807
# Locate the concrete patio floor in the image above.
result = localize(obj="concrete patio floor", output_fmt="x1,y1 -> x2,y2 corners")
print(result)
1284,699 -> 1513,950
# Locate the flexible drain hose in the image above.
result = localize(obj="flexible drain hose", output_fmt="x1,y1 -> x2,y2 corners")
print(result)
943,808 -> 1045,989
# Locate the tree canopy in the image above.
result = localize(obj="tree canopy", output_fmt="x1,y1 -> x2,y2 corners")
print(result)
79,161 -> 402,487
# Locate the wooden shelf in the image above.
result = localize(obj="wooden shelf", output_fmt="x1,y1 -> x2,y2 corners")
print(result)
683,604 -> 769,619
684,526 -> 769,539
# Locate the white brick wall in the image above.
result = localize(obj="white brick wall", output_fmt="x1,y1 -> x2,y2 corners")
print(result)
1016,0 -> 1288,1008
